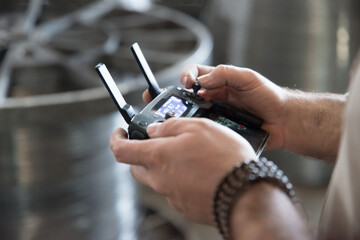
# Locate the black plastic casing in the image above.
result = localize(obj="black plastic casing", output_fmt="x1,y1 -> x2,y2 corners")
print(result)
128,86 -> 269,156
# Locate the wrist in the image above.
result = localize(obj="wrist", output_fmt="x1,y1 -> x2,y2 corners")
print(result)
230,183 -> 310,240
230,183 -> 283,238
213,158 -> 297,240
280,90 -> 346,161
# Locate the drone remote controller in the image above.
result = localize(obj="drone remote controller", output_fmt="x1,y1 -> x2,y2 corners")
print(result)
95,43 -> 269,156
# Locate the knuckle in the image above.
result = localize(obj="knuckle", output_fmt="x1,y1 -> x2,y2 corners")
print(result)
215,64 -> 236,74
189,63 -> 199,70
195,118 -> 213,129
182,64 -> 196,75
242,68 -> 260,82
214,64 -> 237,83
161,118 -> 177,131
215,64 -> 229,73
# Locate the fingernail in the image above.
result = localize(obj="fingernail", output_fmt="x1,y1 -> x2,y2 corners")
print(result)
181,76 -> 187,85
197,73 -> 211,84
147,122 -> 161,135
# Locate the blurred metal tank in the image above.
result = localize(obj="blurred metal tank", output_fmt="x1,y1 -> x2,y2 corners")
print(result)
208,0 -> 360,186
151,0 -> 211,18
0,0 -> 213,239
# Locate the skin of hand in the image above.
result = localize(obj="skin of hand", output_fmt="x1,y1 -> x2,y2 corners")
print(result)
144,65 -> 289,150
179,64 -> 293,152
114,65 -> 319,237
230,183 -> 312,240
177,64 -> 346,162
110,117 -> 256,225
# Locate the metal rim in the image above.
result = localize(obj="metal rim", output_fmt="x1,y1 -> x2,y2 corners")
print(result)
0,1 -> 213,126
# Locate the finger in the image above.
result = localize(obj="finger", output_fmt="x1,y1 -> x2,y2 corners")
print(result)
110,128 -> 128,140
142,88 -> 166,103
142,90 -> 153,103
147,117 -> 212,138
130,165 -> 150,186
197,65 -> 265,91
179,64 -> 214,89
110,128 -> 159,167
197,88 -> 228,102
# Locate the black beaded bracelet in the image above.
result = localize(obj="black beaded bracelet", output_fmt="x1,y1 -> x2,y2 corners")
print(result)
213,157 -> 297,240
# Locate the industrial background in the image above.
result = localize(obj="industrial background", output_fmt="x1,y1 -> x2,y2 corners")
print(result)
0,0 -> 359,239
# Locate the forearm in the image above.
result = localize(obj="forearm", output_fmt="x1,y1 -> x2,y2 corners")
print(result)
281,90 -> 347,162
230,183 -> 312,240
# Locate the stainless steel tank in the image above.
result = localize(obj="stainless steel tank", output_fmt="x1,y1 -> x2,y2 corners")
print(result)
208,0 -> 360,186
0,0 -> 213,239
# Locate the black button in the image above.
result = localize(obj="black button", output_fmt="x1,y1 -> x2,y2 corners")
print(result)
165,110 -> 176,119
154,119 -> 165,123
192,80 -> 201,94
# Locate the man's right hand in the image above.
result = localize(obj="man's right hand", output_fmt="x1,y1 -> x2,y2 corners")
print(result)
179,64 -> 346,162
180,64 -> 289,151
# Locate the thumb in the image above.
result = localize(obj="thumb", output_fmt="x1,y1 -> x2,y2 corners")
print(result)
147,118 -> 204,138
197,65 -> 265,91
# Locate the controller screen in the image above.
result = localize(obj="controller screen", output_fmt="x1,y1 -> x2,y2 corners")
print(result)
155,96 -> 188,118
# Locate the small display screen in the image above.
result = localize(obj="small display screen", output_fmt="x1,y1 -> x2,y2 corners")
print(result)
155,96 -> 188,118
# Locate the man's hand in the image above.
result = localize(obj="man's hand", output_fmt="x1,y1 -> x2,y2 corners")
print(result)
143,65 -> 288,150
110,118 -> 256,225
180,64 -> 289,151
179,64 -> 346,162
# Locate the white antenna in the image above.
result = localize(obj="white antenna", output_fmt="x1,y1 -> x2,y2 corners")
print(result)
95,63 -> 135,124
